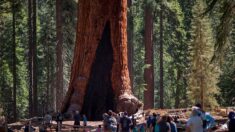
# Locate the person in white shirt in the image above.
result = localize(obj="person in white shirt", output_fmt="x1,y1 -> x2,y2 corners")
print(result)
186,109 -> 203,132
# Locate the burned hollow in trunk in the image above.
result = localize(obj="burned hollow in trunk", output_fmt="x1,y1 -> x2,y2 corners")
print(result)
81,23 -> 115,120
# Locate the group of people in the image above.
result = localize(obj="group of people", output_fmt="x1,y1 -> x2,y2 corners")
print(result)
102,110 -> 138,132
40,110 -> 88,131
73,110 -> 88,130
146,113 -> 177,132
186,103 -> 235,132
2,105 -> 235,132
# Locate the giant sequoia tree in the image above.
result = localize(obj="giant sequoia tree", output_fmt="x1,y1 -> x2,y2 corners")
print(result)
61,0 -> 142,120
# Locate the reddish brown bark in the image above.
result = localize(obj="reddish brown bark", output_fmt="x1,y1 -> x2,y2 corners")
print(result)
143,4 -> 154,110
62,0 -> 142,120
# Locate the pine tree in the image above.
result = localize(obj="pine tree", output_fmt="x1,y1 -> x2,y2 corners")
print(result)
187,0 -> 220,109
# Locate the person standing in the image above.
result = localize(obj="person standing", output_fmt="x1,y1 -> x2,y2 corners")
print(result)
83,114 -> 87,126
120,112 -> 131,132
107,110 -> 117,132
73,111 -> 80,130
103,113 -> 109,131
56,111 -> 63,132
167,116 -> 177,132
186,109 -> 203,132
131,115 -> 137,132
228,111 -> 235,132
44,112 -> 52,129
146,115 -> 152,131
194,103 -> 206,130
158,115 -> 171,132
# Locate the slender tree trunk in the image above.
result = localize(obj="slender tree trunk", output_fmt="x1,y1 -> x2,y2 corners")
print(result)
198,24 -> 204,110
12,0 -> 17,121
175,69 -> 181,108
50,65 -> 56,112
28,0 -> 33,117
159,3 -> 164,109
32,0 -> 37,116
56,0 -> 64,110
127,0 -> 134,90
143,4 -> 154,109
46,37 -> 50,112
28,0 -> 37,117
62,0 -> 142,120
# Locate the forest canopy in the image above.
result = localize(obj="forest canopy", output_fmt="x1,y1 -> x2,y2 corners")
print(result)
0,0 -> 234,122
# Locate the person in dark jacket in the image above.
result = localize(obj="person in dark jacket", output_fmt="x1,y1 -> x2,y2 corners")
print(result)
73,111 -> 80,130
158,115 -> 171,132
120,112 -> 131,132
228,111 -> 235,132
56,111 -> 63,132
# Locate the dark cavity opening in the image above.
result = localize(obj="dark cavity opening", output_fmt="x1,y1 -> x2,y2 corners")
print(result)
81,22 -> 115,121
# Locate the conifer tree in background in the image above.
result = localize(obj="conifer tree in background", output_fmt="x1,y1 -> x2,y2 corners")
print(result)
12,0 -> 17,121
159,1 -> 164,109
165,0 -> 189,108
143,1 -> 154,109
28,0 -> 38,117
187,0 -> 220,109
56,0 -> 64,111
131,0 -> 146,101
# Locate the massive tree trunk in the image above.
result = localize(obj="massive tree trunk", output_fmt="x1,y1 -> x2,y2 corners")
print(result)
12,0 -> 17,121
127,0 -> 134,90
143,4 -> 154,109
159,3 -> 164,109
62,0 -> 142,121
56,0 -> 64,110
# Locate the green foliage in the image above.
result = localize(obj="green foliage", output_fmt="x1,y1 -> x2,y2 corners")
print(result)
0,0 -> 77,119
0,0 -> 234,120
187,0 -> 220,109
0,0 -> 28,119
217,23 -> 235,106
131,0 -> 146,101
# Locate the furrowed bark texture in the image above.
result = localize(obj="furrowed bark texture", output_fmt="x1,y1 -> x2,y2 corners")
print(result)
143,4 -> 154,110
62,0 -> 142,120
